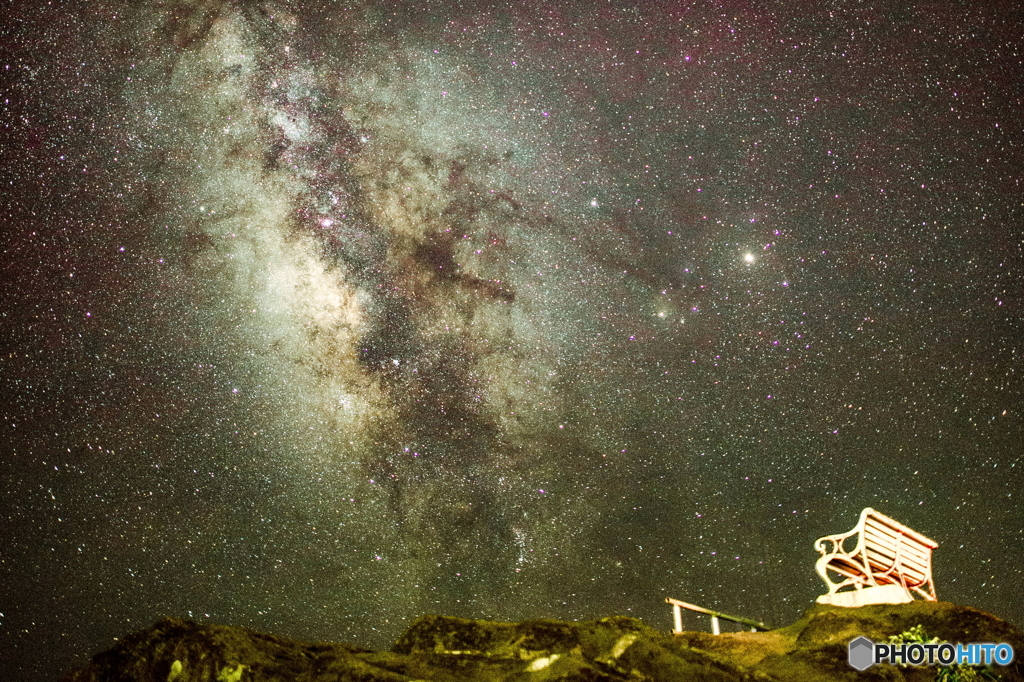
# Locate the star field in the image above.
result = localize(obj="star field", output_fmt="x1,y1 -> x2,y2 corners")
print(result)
1,2 -> 1022,680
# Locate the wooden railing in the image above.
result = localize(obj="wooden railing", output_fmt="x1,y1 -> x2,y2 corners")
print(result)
665,598 -> 770,635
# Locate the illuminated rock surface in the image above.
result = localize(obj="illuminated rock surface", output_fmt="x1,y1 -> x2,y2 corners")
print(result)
60,602 -> 1024,682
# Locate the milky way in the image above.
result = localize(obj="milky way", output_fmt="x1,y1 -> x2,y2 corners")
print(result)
2,2 -> 1022,680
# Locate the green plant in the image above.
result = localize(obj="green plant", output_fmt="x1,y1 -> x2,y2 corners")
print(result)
887,626 -> 998,682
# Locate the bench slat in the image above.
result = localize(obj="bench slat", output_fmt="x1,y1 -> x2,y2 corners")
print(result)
864,536 -> 929,557
868,565 -> 929,581
863,554 -> 930,581
863,519 -> 932,549
864,550 -> 930,572
848,553 -> 929,584
862,538 -> 932,568
862,527 -> 933,561
863,521 -> 933,553
862,533 -> 932,566
862,541 -> 931,565
862,513 -> 938,548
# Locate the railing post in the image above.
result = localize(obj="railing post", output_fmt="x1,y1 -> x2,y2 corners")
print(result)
672,604 -> 682,633
711,615 -> 720,635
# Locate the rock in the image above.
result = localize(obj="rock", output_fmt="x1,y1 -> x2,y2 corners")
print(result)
392,614 -> 743,681
59,602 -> 1024,682
674,601 -> 1024,682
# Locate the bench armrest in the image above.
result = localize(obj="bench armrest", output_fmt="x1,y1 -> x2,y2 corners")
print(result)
815,528 -> 858,556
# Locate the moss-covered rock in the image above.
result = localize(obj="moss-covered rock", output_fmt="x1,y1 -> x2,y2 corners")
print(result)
674,602 -> 1024,682
59,602 -> 1024,682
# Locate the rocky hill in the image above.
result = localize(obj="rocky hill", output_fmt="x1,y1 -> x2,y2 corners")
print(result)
60,601 -> 1024,682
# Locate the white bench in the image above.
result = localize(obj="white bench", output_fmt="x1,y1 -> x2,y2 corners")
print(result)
814,507 -> 938,607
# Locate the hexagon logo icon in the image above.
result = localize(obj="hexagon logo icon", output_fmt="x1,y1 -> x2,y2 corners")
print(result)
848,636 -> 876,671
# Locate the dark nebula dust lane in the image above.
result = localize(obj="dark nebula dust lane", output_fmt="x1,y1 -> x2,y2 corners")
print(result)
2,1 -> 1022,680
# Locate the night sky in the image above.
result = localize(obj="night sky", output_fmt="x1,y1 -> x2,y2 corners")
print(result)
2,1 -> 1022,679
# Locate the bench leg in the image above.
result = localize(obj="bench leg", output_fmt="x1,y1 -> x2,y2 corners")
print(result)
814,555 -> 841,595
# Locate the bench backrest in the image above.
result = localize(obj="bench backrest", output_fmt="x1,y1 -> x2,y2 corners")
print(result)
858,508 -> 937,588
